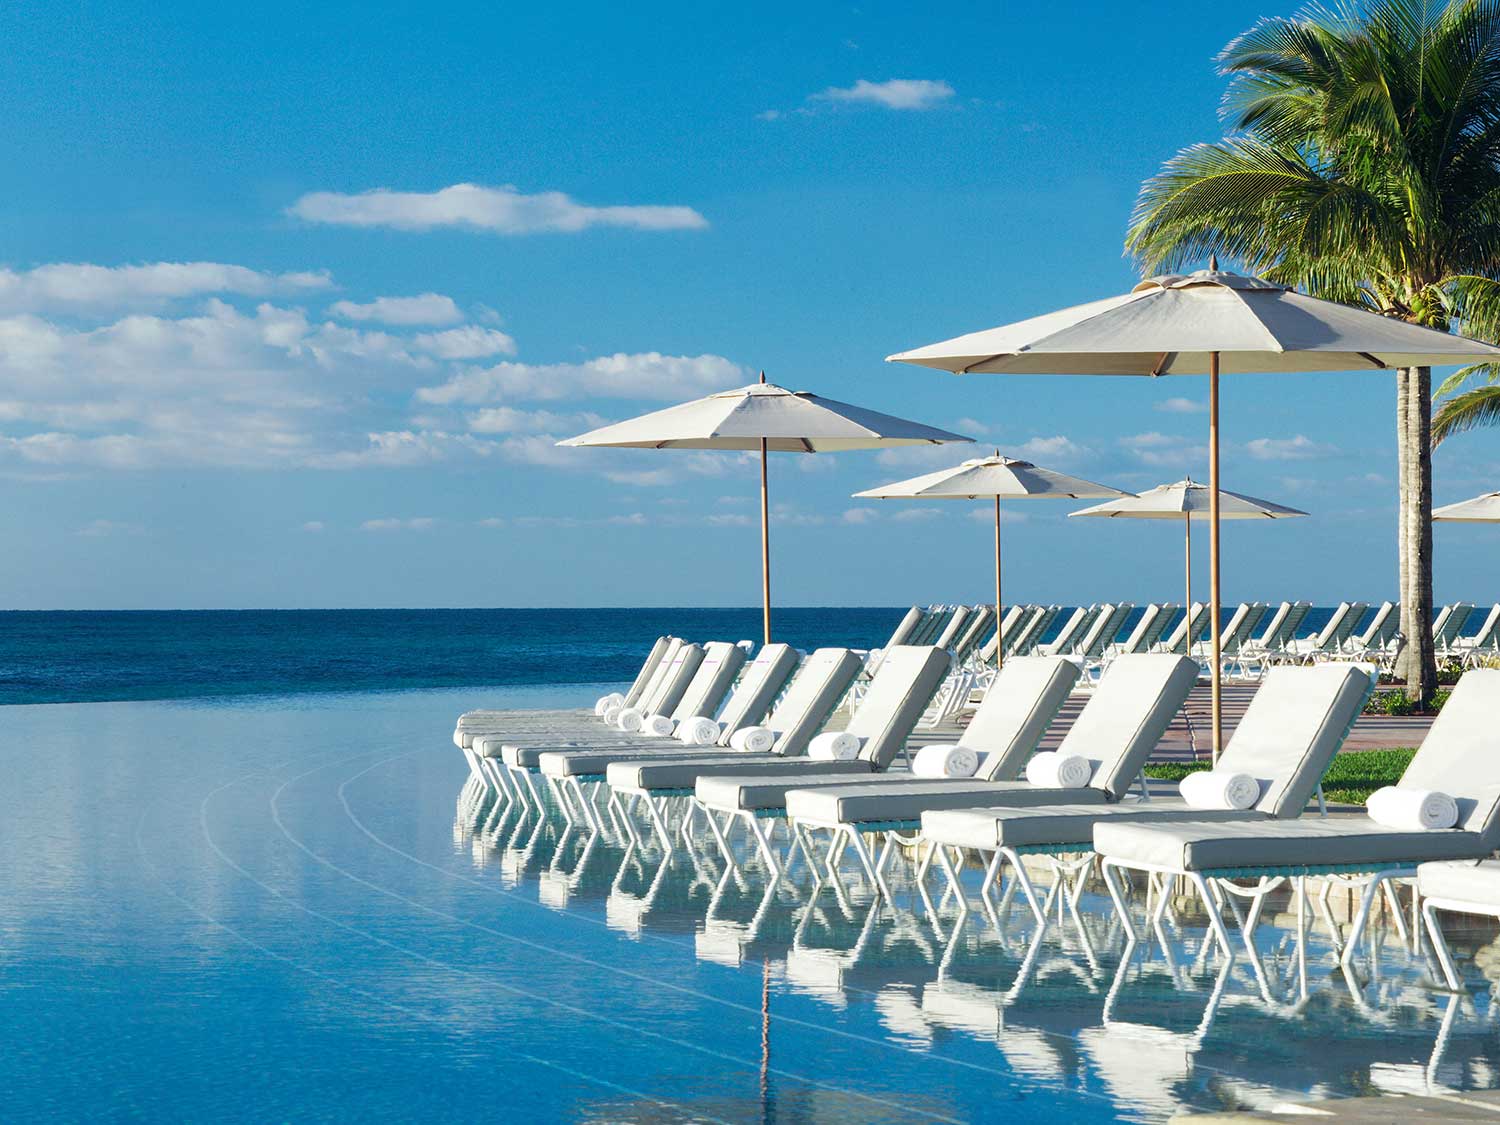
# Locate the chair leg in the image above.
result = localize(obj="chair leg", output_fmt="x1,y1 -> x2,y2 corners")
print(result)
1423,900 -> 1463,992
1101,860 -> 1137,944
1190,872 -> 1236,962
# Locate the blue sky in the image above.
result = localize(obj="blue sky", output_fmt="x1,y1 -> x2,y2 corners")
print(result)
3,0 -> 1496,610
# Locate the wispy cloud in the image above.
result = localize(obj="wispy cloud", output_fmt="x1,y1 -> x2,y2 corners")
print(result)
288,183 -> 708,235
841,507 -> 880,524
300,521 -> 325,532
417,352 -> 744,405
360,517 -> 436,531
76,518 -> 144,537
1155,397 -> 1206,415
1119,431 -> 1207,469
813,78 -> 956,111
329,294 -> 462,326
1245,435 -> 1338,461
0,261 -> 329,313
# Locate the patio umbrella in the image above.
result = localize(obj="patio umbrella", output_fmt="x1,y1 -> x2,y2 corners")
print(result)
559,374 -> 970,644
888,260 -> 1500,758
1433,491 -> 1500,522
1070,478 -> 1306,613
852,452 -> 1128,664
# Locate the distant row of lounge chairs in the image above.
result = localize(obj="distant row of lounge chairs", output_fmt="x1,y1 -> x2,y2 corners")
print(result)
454,631 -> 1500,990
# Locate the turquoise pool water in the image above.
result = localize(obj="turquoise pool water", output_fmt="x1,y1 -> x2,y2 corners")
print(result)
5,685 -> 1494,1122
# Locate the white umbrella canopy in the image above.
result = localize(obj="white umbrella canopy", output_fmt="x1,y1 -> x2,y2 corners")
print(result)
561,377 -> 971,643
887,263 -> 1500,759
1433,491 -> 1500,522
853,453 -> 1128,663
1071,478 -> 1307,609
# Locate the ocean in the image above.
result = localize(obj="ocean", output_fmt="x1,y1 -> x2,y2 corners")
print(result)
0,604 -> 1362,706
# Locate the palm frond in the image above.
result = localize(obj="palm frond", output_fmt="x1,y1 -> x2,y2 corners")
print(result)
1432,382 -> 1500,442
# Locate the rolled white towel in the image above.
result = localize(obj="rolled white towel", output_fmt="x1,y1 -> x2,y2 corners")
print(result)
1180,769 -> 1262,811
1024,752 -> 1092,789
602,704 -> 624,726
729,726 -> 776,753
615,707 -> 644,733
474,736 -> 505,759
644,714 -> 675,737
911,744 -> 980,779
1367,786 -> 1458,830
808,731 -> 862,761
595,692 -> 626,715
677,716 -> 721,746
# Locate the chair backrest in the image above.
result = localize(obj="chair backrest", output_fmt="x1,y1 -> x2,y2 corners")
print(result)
1078,603 -> 1132,659
912,607 -> 952,645
1252,602 -> 1292,649
765,647 -> 864,756
1059,654 -> 1198,799
1217,603 -> 1260,655
622,636 -> 674,707
934,606 -> 973,650
1040,607 -> 1091,656
994,605 -> 1028,650
953,606 -> 996,661
633,638 -> 685,712
1117,605 -> 1161,654
1435,603 -> 1477,647
961,656 -> 1081,779
1313,602 -> 1366,650
884,606 -> 926,649
1013,606 -> 1059,656
1354,602 -> 1397,648
843,645 -> 952,768
1281,602 -> 1312,645
1218,665 -> 1372,817
669,641 -> 747,722
648,643 -> 706,717
1004,607 -> 1044,656
1467,604 -> 1500,651
710,644 -> 800,741
1159,603 -> 1208,654
1396,670 -> 1500,840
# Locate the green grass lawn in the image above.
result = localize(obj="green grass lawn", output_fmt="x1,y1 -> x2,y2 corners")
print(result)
1144,748 -> 1417,807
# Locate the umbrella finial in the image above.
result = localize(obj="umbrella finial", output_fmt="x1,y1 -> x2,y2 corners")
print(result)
1209,253 -> 1219,271
759,369 -> 767,384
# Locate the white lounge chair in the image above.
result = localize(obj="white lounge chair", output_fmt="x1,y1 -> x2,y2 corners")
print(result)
1094,668 -> 1500,969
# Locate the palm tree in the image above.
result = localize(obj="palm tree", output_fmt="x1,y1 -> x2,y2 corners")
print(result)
1125,0 -> 1500,706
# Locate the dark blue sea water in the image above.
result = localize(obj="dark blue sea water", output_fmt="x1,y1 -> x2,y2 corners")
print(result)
0,608 -> 905,705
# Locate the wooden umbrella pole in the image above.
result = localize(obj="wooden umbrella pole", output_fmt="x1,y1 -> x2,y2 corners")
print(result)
994,496 -> 1004,668
1209,351 -> 1223,763
760,435 -> 771,646
1184,515 -> 1192,612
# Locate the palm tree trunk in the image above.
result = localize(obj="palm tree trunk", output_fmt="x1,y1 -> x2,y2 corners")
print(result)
1394,365 -> 1437,705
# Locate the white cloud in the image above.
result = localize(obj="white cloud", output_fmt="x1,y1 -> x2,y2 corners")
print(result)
329,293 -> 463,326
1119,431 -> 1207,469
954,417 -> 991,435
1156,397 -> 1206,415
968,507 -> 1029,524
707,512 -> 752,527
841,507 -> 880,524
1245,434 -> 1338,461
417,352 -> 744,405
0,261 -> 330,313
288,182 -> 708,235
756,109 -> 782,122
465,406 -> 606,434
360,517 -> 436,531
476,517 -> 506,528
76,518 -> 144,537
1012,435 -> 1089,463
410,325 -> 516,359
814,78 -> 956,111
891,507 -> 944,522
301,521 -> 325,532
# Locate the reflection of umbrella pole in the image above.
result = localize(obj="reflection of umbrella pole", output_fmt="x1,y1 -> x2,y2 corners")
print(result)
760,956 -> 771,1122
1209,351 -> 1223,763
760,435 -> 772,646
994,496 -> 1004,668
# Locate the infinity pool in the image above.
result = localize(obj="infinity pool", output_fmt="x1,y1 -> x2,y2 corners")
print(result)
4,686 -> 1495,1122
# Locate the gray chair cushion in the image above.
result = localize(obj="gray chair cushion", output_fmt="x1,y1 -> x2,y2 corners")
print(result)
669,642 -> 746,722
650,644 -> 706,718
786,779 -> 1100,825
922,800 -> 1256,850
1418,859 -> 1500,905
1093,817 -> 1488,872
632,638 -> 686,714
711,644 -> 799,741
1396,669 -> 1500,841
763,648 -> 863,757
1063,654 -> 1198,799
846,646 -> 951,768
623,636 -> 674,706
606,753 -> 820,793
694,763 -> 881,811
965,656 -> 1080,780
1218,664 -> 1372,816
540,744 -> 735,777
